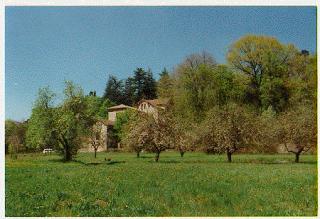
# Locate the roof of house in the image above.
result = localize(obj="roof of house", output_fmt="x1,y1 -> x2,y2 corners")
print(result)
138,98 -> 170,107
107,104 -> 136,112
98,119 -> 115,126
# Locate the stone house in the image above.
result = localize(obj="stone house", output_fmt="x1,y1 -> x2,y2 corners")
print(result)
99,98 -> 169,151
137,98 -> 169,115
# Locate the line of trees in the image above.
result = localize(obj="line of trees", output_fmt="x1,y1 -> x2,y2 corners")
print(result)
103,67 -> 157,106
121,35 -> 317,163
5,34 -> 317,163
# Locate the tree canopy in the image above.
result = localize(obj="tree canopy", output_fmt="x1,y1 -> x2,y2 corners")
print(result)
26,81 -> 97,161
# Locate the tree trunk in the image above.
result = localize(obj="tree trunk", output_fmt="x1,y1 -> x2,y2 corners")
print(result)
137,151 -> 140,158
60,136 -> 72,162
94,149 -> 97,158
65,149 -> 72,161
295,152 -> 300,163
155,152 -> 160,162
227,151 -> 232,163
180,151 -> 185,157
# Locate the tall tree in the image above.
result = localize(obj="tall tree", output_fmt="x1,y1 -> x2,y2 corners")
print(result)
227,35 -> 297,110
143,68 -> 157,100
133,67 -> 157,103
123,77 -> 136,106
174,64 -> 216,122
103,75 -> 124,105
133,68 -> 147,103
53,81 -> 92,161
173,62 -> 244,123
26,82 -> 93,161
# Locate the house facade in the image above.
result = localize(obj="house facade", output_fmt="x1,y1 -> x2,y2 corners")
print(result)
138,99 -> 168,113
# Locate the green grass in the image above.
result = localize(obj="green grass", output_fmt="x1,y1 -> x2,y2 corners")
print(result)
5,152 -> 317,216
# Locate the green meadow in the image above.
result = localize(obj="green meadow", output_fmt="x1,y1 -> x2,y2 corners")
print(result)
5,152 -> 317,217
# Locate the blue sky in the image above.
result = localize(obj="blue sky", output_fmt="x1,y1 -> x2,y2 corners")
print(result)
5,6 -> 316,121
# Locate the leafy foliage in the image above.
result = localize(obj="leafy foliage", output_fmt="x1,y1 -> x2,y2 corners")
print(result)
26,87 -> 57,150
113,109 -> 138,141
26,82 -> 95,161
173,61 -> 248,123
172,117 -> 196,157
122,111 -> 173,161
198,103 -> 258,162
227,35 -> 298,110
271,105 -> 316,162
157,68 -> 174,99
121,112 -> 149,158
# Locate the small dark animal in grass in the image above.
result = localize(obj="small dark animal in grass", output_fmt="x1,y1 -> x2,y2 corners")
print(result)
105,158 -> 111,162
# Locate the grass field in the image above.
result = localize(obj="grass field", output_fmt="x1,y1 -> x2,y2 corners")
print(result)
5,152 -> 317,216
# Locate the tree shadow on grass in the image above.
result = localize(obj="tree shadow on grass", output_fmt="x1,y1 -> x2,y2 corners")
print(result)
147,160 -> 181,164
48,158 -> 126,165
72,160 -> 126,166
146,159 -> 317,165
227,160 -> 317,165
105,161 -> 126,165
296,161 -> 317,165
139,155 -> 154,159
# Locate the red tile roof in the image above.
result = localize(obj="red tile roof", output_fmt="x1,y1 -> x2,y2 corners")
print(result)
137,98 -> 170,107
108,104 -> 136,112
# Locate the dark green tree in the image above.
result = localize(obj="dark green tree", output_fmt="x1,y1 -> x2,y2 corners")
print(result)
260,77 -> 289,113
143,68 -> 157,100
103,75 -> 124,105
133,68 -> 147,103
123,77 -> 136,106
133,67 -> 157,103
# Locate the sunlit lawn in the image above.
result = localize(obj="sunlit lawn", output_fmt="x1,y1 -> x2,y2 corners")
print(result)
5,151 -> 317,216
